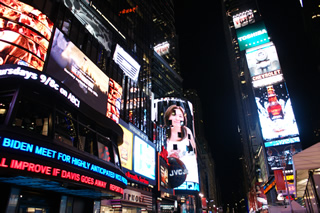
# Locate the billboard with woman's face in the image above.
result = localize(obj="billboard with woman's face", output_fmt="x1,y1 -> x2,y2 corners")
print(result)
0,0 -> 53,71
152,97 -> 199,191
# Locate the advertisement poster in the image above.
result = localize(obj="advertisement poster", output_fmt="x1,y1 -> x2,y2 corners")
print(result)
254,82 -> 299,142
233,9 -> 255,29
107,79 -> 122,123
133,135 -> 155,180
118,124 -> 133,170
265,143 -> 302,172
46,29 -> 110,115
0,0 -> 53,71
63,0 -> 112,54
152,97 -> 199,191
246,42 -> 284,88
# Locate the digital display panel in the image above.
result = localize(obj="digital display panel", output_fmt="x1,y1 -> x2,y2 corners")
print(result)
0,0 -> 53,71
113,44 -> 140,81
233,9 -> 255,29
236,21 -> 269,51
133,135 -> 155,180
0,135 -> 127,191
63,0 -> 112,55
160,157 -> 169,189
152,97 -> 199,191
47,29 -> 110,116
118,123 -> 133,170
246,42 -> 284,88
154,41 -> 170,56
254,82 -> 299,142
107,79 -> 122,123
265,143 -> 302,172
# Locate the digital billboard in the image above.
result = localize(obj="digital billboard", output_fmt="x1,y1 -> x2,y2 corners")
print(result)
133,135 -> 156,180
154,41 -> 170,56
246,42 -> 284,88
107,79 -> 122,123
0,0 -> 53,71
113,44 -> 140,81
236,21 -> 269,51
119,119 -> 156,185
46,29 -> 110,116
254,82 -> 299,142
118,123 -> 133,170
232,9 -> 255,29
265,143 -> 302,172
63,0 -> 112,55
152,97 -> 199,191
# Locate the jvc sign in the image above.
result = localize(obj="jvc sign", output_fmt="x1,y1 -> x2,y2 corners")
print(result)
236,21 -> 270,51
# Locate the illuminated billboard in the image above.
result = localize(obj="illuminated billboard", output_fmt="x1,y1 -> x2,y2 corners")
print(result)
0,135 -> 127,194
154,41 -> 170,56
265,143 -> 302,172
107,79 -> 122,123
232,9 -> 255,29
119,120 -> 156,185
63,0 -> 112,55
152,97 -> 199,191
236,21 -> 269,51
119,124 -> 133,170
254,82 -> 299,142
113,44 -> 140,81
47,29 -> 110,116
0,0 -> 53,71
133,135 -> 156,180
246,42 -> 284,88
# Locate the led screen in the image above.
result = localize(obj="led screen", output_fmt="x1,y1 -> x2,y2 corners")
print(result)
0,0 -> 53,71
63,0 -> 112,55
160,157 -> 169,188
154,41 -> 170,56
246,42 -> 284,88
236,21 -> 269,51
118,123 -> 133,170
265,143 -> 302,172
113,44 -> 140,81
47,29 -> 110,115
107,79 -> 122,123
133,135 -> 155,180
152,97 -> 199,191
233,9 -> 255,29
254,82 -> 299,142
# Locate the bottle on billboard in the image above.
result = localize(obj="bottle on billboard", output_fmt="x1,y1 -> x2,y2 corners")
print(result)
267,85 -> 284,121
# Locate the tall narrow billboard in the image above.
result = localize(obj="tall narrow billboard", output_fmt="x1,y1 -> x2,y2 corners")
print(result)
152,97 -> 199,191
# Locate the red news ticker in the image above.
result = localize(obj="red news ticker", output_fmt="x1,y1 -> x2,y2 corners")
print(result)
0,157 -> 108,189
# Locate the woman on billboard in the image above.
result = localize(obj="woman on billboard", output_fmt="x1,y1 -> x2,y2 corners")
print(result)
164,104 -> 199,184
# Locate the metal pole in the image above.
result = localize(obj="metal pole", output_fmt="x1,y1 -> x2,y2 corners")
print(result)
283,167 -> 293,213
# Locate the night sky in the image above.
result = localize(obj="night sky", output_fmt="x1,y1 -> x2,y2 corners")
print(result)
174,0 -> 318,207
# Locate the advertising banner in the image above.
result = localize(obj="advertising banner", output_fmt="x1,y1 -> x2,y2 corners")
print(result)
246,42 -> 284,88
119,120 -> 156,185
232,9 -> 255,29
46,28 -> 110,116
0,0 -> 53,71
236,21 -> 269,51
265,143 -> 301,172
152,97 -> 199,191
63,0 -> 112,54
254,82 -> 299,142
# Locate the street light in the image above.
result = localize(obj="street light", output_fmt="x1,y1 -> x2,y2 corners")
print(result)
280,156 -> 293,213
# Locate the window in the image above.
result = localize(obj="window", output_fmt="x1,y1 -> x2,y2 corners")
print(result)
0,94 -> 13,124
12,97 -> 50,136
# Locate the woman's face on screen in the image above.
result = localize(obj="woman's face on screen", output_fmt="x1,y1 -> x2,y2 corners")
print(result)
169,108 -> 184,127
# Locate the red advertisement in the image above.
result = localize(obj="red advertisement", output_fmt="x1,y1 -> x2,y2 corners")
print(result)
274,169 -> 286,191
0,0 -> 53,71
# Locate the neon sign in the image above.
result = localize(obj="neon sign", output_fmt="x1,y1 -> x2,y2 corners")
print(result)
0,157 -> 108,189
118,5 -> 138,16
125,171 -> 149,185
1,137 -> 127,185
0,67 -> 80,108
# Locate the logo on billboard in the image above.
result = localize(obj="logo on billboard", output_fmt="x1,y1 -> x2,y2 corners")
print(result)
168,157 -> 187,188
